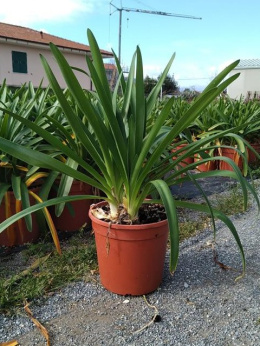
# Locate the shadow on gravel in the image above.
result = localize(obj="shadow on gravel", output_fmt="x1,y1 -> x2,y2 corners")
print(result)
171,174 -> 237,200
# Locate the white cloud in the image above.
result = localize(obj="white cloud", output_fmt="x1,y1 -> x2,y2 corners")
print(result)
174,59 -> 240,90
175,62 -> 208,79
143,61 -> 211,84
173,62 -> 215,90
143,64 -> 165,78
0,0 -> 106,26
217,59 -> 235,72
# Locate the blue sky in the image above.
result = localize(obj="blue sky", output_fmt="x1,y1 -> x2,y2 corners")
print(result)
1,0 -> 260,90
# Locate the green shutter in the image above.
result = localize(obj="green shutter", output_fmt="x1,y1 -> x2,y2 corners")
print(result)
12,51 -> 27,73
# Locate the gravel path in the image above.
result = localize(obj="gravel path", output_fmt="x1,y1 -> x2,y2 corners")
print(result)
1,183 -> 260,345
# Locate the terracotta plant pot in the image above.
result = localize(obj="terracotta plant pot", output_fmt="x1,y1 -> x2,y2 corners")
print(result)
50,180 -> 93,232
248,142 -> 260,163
171,143 -> 194,168
218,147 -> 243,171
0,188 -> 40,247
89,202 -> 169,296
194,152 -> 216,172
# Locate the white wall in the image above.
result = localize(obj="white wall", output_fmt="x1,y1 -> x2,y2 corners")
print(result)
0,40 -> 91,89
228,68 -> 260,99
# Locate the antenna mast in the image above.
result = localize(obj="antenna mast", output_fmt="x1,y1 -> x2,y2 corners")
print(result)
110,1 -> 202,63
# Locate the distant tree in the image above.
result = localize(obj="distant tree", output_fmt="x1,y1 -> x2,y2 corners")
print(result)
144,75 -> 157,95
144,74 -> 179,96
181,87 -> 200,101
157,73 -> 179,95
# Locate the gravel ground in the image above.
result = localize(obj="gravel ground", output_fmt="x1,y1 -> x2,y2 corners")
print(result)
1,181 -> 260,345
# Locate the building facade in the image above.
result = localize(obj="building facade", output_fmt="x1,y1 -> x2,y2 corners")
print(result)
0,22 -> 113,89
227,59 -> 260,99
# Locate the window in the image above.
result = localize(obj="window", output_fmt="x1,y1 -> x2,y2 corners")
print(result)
12,51 -> 27,73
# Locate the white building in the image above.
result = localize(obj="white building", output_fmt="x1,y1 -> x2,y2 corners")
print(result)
227,59 -> 260,99
0,22 -> 113,89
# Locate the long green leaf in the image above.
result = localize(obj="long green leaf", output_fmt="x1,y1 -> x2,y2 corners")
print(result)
138,74 -> 240,188
202,60 -> 240,94
87,29 -> 111,101
134,47 -> 146,155
151,179 -> 179,273
44,45 -> 128,186
0,183 -> 11,205
0,195 -> 103,234
11,174 -> 21,200
55,158 -> 78,216
85,55 -> 128,178
0,108 -> 109,190
0,138 -> 104,191
131,97 -> 176,189
40,53 -> 110,177
147,53 -> 176,116
21,181 -> 32,231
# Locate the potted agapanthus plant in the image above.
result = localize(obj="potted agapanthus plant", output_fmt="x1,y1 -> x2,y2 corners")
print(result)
0,81 -> 60,251
0,30 -> 258,295
202,96 -> 260,172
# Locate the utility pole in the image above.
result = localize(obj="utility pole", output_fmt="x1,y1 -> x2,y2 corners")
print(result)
110,1 -> 202,64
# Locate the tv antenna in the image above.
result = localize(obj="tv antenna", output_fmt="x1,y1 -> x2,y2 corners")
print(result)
110,1 -> 202,63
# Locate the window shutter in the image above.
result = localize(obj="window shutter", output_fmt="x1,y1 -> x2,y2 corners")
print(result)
12,51 -> 28,73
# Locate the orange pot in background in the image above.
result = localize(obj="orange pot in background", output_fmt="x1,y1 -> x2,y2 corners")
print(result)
171,143 -> 194,168
89,202 -> 169,296
218,147 -> 243,171
50,180 -> 93,232
0,188 -> 40,247
194,152 -> 216,172
248,142 -> 260,163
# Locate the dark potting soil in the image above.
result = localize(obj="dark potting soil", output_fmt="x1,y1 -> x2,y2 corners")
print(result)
138,203 -> 167,224
97,203 -> 167,225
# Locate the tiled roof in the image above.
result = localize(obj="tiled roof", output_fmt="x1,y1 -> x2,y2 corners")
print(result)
235,59 -> 260,69
0,22 -> 113,58
104,63 -> 116,70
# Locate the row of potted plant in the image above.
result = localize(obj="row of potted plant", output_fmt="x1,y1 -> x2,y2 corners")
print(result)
0,81 -> 58,249
168,95 -> 260,174
0,81 -> 95,250
0,30 -> 259,295
172,141 -> 260,174
195,96 -> 260,173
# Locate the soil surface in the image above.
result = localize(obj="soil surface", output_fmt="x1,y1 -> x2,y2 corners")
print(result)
92,203 -> 167,225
